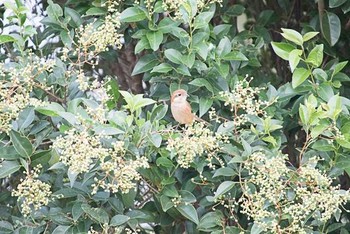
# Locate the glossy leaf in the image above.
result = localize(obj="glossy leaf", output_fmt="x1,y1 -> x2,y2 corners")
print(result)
292,68 -> 311,88
281,28 -> 303,46
0,160 -> 21,179
151,63 -> 173,73
271,42 -> 295,60
199,97 -> 213,117
120,7 -> 147,22
0,35 -> 15,44
110,215 -> 130,226
329,0 -> 347,8
9,131 -> 33,158
164,49 -> 183,64
321,12 -> 341,46
305,44 -> 323,67
194,11 -> 214,29
214,181 -> 235,199
288,49 -> 302,72
146,31 -> 163,51
176,204 -> 199,224
302,31 -> 319,42
132,54 -> 159,75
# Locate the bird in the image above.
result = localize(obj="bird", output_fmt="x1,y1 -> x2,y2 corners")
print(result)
170,89 -> 200,125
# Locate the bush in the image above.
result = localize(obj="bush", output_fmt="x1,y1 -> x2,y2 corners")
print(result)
0,0 -> 350,233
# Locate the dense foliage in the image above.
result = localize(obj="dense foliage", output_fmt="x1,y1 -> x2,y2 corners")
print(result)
1,0 -> 350,233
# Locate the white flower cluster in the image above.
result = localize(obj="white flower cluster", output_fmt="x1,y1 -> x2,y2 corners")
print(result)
0,57 -> 54,133
92,142 -> 149,194
76,13 -> 122,56
240,152 -> 350,233
167,122 -> 225,168
12,165 -> 52,217
219,77 -> 270,128
196,0 -> 223,9
52,127 -> 109,174
52,128 -> 149,194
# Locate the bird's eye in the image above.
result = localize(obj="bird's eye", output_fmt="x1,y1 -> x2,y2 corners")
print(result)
177,93 -> 182,97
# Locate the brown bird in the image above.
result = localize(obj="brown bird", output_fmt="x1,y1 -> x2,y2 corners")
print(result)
170,89 -> 198,124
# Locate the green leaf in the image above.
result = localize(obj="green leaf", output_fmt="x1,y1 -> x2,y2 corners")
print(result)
189,78 -> 214,93
9,131 -> 33,158
156,157 -> 174,168
176,64 -> 191,76
270,42 -> 295,60
134,96 -> 156,110
0,35 -> 15,44
160,195 -> 174,212
195,42 -> 209,60
164,49 -> 182,64
0,146 -> 21,160
292,68 -> 311,88
213,167 -> 236,177
47,0 -> 63,20
305,44 -> 323,67
131,54 -> 159,75
332,61 -> 348,77
302,31 -> 319,42
85,7 -> 107,16
110,215 -> 130,226
60,30 -> 73,48
120,7 -> 147,22
222,51 -> 248,61
216,37 -> 231,57
193,11 -> 214,29
327,95 -> 342,120
120,91 -> 156,112
64,7 -> 82,27
288,49 -> 302,72
158,18 -> 180,33
52,225 -> 70,234
182,53 -> 195,68
342,1 -> 350,13
71,202 -> 84,221
146,30 -> 163,51
251,222 -> 264,234
81,204 -> 109,224
311,121 -> 330,138
106,78 -> 120,109
148,133 -> 162,148
198,211 -> 223,231
150,104 -> 168,121
313,68 -> 328,81
199,97 -> 213,117
179,190 -> 196,203
36,103 -> 65,116
226,4 -> 245,16
214,181 -> 235,199
213,24 -> 232,37
0,160 -> 21,179
176,204 -> 199,224
135,36 -> 150,54
329,0 -> 347,8
151,63 -> 173,73
281,28 -> 303,46
321,12 -> 341,46
0,221 -> 13,234
17,107 -> 35,131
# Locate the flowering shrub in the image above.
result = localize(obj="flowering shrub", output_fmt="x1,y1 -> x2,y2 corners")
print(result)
0,0 -> 350,233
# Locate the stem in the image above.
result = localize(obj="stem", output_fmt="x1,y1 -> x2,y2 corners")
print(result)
33,84 -> 65,103
318,0 -> 325,32
298,131 -> 311,167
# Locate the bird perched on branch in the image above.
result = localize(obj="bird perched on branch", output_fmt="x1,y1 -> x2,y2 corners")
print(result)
170,89 -> 205,125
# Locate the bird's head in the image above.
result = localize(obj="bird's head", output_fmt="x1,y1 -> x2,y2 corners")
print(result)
171,89 -> 188,104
